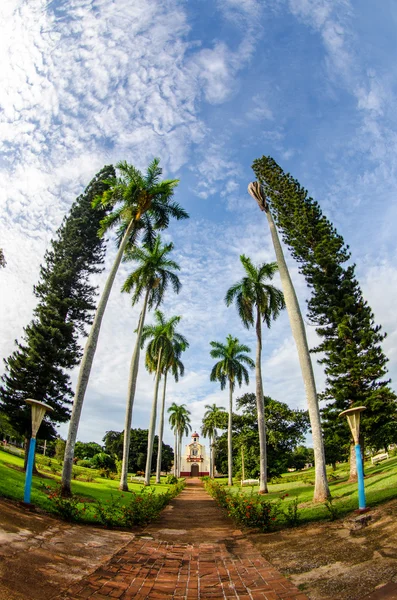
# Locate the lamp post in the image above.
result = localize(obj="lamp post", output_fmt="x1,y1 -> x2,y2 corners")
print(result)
24,398 -> 53,504
339,406 -> 366,511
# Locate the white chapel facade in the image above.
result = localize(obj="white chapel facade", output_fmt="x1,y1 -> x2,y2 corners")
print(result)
180,432 -> 210,477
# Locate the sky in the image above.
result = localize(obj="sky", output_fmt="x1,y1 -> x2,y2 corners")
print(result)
1,0 -> 397,453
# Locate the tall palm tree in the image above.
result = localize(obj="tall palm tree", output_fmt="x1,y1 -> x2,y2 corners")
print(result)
201,404 -> 226,478
118,235 -> 181,491
61,159 -> 188,495
210,335 -> 254,486
141,311 -> 188,485
168,402 -> 191,477
155,341 -> 186,484
225,256 -> 285,493
248,181 -> 330,502
168,403 -> 180,477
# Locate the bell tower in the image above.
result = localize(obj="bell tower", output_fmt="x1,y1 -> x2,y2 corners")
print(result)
179,430 -> 210,477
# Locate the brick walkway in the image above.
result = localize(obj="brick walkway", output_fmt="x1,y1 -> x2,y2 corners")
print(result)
57,480 -> 309,600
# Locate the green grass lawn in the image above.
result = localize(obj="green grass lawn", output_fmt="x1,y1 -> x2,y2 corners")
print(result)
3,446 -> 397,527
217,456 -> 397,523
0,447 -> 179,522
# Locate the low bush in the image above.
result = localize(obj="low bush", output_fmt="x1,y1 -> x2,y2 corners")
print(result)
91,452 -> 116,471
76,459 -> 93,468
165,474 -> 178,484
40,479 -> 186,527
204,479 -> 280,531
282,497 -> 300,527
324,498 -> 339,521
40,483 -> 82,521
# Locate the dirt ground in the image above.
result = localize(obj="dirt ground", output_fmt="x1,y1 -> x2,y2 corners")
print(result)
250,498 -> 397,600
1,493 -> 397,599
0,498 -> 132,600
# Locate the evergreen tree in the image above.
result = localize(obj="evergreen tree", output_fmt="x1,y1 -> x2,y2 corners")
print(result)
0,249 -> 5,268
0,166 -> 114,444
252,156 -> 397,466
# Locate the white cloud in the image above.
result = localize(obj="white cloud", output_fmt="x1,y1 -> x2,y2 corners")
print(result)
1,0 -> 397,455
192,43 -> 235,105
248,95 -> 274,122
192,142 -> 242,199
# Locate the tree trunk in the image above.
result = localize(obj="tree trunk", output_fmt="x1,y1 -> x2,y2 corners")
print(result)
349,442 -> 358,482
155,372 -> 168,484
119,289 -> 150,491
178,434 -> 182,478
264,207 -> 330,502
212,439 -> 217,478
228,380 -> 233,487
255,306 -> 268,494
144,349 -> 162,486
61,218 -> 137,496
174,432 -> 178,477
241,445 -> 245,482
209,435 -> 213,478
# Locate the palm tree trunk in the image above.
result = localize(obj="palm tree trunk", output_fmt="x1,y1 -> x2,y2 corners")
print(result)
255,306 -> 268,494
212,438 -> 217,478
155,371 -> 168,484
61,218 -> 136,496
209,434 -> 213,478
178,433 -> 182,477
144,348 -> 162,486
228,380 -> 233,487
174,432 -> 178,477
241,445 -> 245,482
119,289 -> 150,491
264,207 -> 330,502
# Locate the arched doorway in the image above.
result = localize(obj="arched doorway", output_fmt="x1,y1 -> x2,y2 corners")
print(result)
191,464 -> 199,477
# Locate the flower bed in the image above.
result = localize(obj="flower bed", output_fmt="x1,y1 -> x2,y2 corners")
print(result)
203,479 -> 299,531
41,480 -> 185,527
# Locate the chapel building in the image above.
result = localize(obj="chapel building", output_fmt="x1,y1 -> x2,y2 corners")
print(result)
180,432 -> 210,477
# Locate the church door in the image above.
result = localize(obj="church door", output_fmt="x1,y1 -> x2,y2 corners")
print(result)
191,464 -> 199,477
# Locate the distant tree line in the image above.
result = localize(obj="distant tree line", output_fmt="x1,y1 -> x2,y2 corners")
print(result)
212,393 -> 310,479
103,428 -> 173,473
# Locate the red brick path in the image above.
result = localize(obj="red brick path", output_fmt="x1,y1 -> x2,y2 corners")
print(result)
57,480 -> 309,600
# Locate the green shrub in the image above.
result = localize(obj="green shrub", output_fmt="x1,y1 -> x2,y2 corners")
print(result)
93,495 -> 124,527
282,497 -> 300,527
40,484 -> 83,522
204,479 -> 280,531
76,473 -> 95,482
324,498 -> 339,521
165,474 -> 178,484
76,459 -> 93,468
91,452 -> 116,471
40,478 -> 186,527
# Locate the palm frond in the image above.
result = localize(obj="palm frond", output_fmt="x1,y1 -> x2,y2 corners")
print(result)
145,158 -> 162,188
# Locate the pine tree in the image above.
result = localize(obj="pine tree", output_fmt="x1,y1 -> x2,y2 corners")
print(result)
0,165 -> 115,443
252,156 -> 397,467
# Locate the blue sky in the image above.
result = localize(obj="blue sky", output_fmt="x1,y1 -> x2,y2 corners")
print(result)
1,0 -> 397,451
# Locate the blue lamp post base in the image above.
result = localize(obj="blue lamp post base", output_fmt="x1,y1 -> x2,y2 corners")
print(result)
355,443 -> 366,511
24,437 -> 36,504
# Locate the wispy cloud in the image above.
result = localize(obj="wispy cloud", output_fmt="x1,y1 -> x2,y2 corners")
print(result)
2,0 -> 397,451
